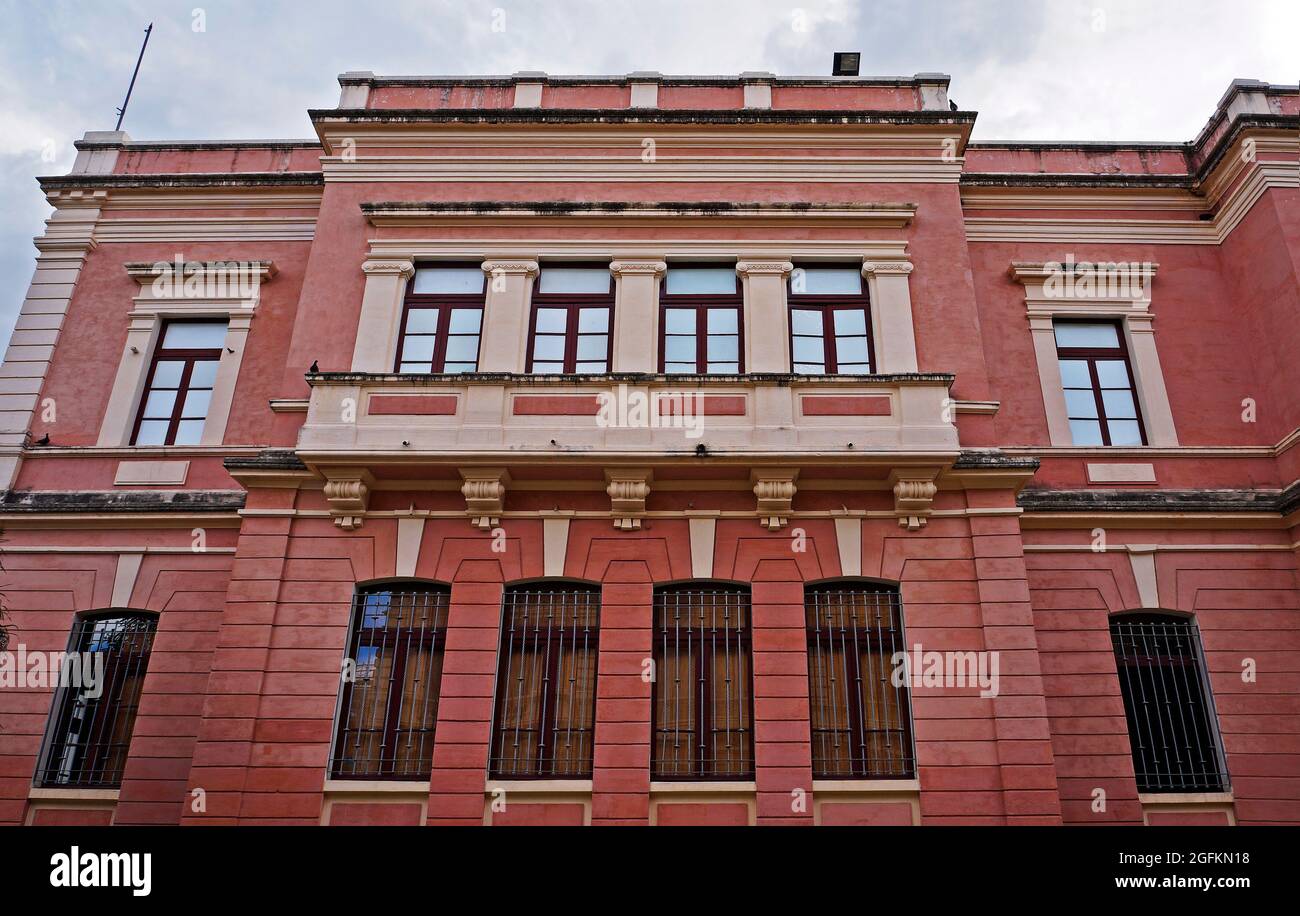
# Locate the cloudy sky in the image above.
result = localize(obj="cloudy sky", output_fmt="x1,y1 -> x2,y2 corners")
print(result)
0,0 -> 1296,336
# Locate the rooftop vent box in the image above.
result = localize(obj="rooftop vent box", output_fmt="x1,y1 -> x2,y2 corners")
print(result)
832,52 -> 861,76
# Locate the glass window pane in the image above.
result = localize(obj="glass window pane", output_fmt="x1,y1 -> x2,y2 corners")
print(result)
444,336 -> 479,363
1058,359 -> 1092,388
706,362 -> 739,374
142,390 -> 176,419
791,267 -> 861,295
188,360 -> 219,389
576,334 -> 607,360
538,267 -> 610,294
532,361 -> 563,375
707,336 -> 738,360
1064,389 -> 1100,419
135,420 -> 170,446
181,389 -> 211,420
1102,389 -> 1137,419
443,362 -> 475,374
794,362 -> 825,374
1095,359 -> 1131,388
405,308 -> 440,334
1069,419 -> 1104,445
791,310 -> 823,336
838,363 -> 871,375
664,336 -> 696,362
575,361 -> 607,373
707,308 -> 738,333
412,267 -> 484,294
401,335 -> 436,362
1055,322 -> 1119,349
151,360 -> 185,388
793,336 -> 826,363
578,308 -> 609,332
174,419 -> 205,445
664,308 -> 695,334
162,322 -> 227,350
448,308 -> 481,334
832,309 -> 867,336
835,336 -> 869,363
665,362 -> 695,374
535,308 -> 567,333
398,361 -> 432,373
532,335 -> 566,361
1108,420 -> 1143,446
665,267 -> 735,295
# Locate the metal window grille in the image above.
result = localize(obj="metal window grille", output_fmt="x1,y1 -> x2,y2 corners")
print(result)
490,585 -> 600,778
652,585 -> 753,780
37,613 -> 157,788
330,587 -> 449,779
806,585 -> 915,778
1110,614 -> 1229,792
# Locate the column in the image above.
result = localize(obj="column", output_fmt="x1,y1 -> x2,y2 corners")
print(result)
862,260 -> 919,373
349,259 -> 413,372
736,260 -> 793,373
609,260 -> 665,373
478,259 -> 539,373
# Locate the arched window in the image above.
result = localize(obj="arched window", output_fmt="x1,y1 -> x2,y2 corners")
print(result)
1110,613 -> 1228,792
37,612 -> 157,788
806,583 -> 915,778
330,584 -> 450,779
652,583 -> 753,780
490,584 -> 601,777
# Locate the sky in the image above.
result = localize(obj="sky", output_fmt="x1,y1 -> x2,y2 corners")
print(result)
0,0 -> 1296,338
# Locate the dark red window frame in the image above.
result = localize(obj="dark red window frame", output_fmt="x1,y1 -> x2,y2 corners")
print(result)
658,265 -> 745,374
651,583 -> 754,780
787,265 -> 875,375
525,263 -> 614,374
1054,320 -> 1147,446
130,319 -> 226,446
394,262 -> 485,373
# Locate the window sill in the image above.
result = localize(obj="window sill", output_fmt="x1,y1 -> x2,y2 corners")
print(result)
29,787 -> 120,801
813,778 -> 921,794
1138,791 -> 1233,805
322,779 -> 430,794
485,779 -> 593,794
649,780 -> 757,794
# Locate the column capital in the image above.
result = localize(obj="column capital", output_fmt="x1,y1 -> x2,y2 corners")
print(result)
481,259 -> 539,277
862,260 -> 914,277
735,260 -> 793,277
361,258 -> 414,277
610,259 -> 666,277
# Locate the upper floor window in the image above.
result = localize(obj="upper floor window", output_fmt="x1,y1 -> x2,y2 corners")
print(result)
652,584 -> 753,780
660,266 -> 743,374
331,585 -> 450,779
397,264 -> 485,373
527,265 -> 612,374
806,584 -> 915,779
36,612 -> 157,788
131,321 -> 226,446
1110,613 -> 1228,793
789,265 -> 873,375
1055,321 -> 1145,446
490,584 -> 600,778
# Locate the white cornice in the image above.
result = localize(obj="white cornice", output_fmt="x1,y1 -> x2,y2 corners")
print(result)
94,216 -> 316,243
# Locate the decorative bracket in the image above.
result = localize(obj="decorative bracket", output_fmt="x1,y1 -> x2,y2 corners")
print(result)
889,468 -> 941,531
752,468 -> 798,530
460,467 -> 510,530
322,467 -> 374,530
605,468 -> 652,530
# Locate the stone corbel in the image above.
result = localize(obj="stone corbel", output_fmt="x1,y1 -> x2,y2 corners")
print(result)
606,468 -> 652,530
752,468 -> 798,530
322,468 -> 374,530
460,467 -> 510,529
889,468 -> 941,531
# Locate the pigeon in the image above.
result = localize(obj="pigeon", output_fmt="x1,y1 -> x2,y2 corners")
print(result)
35,433 -> 49,446
309,360 -> 319,373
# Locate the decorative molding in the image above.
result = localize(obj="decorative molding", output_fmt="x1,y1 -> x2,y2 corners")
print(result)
460,467 -> 510,529
605,468 -> 652,530
735,260 -> 793,277
361,259 -> 414,277
889,468 -> 940,530
322,468 -> 374,530
751,468 -> 798,530
609,259 -> 667,277
480,259 -> 539,277
861,260 -> 914,276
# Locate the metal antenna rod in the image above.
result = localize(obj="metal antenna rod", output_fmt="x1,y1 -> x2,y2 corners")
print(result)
114,22 -> 153,131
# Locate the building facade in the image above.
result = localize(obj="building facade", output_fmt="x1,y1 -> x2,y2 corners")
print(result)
0,71 -> 1297,827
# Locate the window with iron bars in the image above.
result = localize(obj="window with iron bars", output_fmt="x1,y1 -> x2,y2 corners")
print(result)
36,612 -> 157,788
806,584 -> 916,778
1110,613 -> 1229,792
652,584 -> 753,780
330,585 -> 450,779
490,585 -> 601,778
